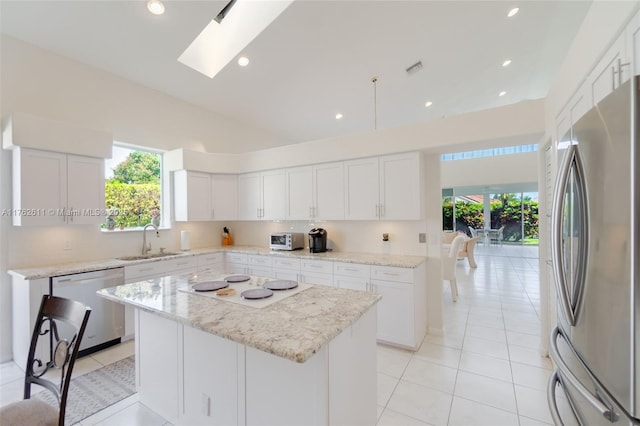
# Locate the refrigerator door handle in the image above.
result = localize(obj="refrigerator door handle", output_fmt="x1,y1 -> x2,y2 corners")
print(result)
551,144 -> 589,326
551,145 -> 577,326
548,371 -> 579,426
549,327 -> 618,422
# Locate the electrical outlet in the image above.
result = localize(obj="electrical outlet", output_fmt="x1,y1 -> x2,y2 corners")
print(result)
63,240 -> 72,251
418,233 -> 426,243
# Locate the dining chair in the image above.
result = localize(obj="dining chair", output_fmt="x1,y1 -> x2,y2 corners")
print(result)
0,295 -> 91,426
490,226 -> 505,245
442,235 -> 466,302
469,228 -> 478,239
458,236 -> 480,268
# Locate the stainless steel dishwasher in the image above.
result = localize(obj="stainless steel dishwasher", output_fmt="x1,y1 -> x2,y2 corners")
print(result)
52,268 -> 125,354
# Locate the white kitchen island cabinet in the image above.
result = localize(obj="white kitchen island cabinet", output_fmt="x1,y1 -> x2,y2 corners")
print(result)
100,272 -> 379,426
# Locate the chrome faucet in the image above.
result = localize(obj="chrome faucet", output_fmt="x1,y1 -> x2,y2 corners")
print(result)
142,223 -> 159,255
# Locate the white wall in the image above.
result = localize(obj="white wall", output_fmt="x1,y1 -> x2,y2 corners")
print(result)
0,35 -> 285,154
440,151 -> 538,189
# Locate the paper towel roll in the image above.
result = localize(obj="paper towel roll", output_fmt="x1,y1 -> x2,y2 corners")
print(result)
180,230 -> 190,251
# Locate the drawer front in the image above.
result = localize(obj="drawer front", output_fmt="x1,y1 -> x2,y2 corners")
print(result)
272,258 -> 301,271
124,256 -> 196,282
273,269 -> 299,281
125,263 -> 160,282
300,272 -> 334,287
225,264 -> 247,275
164,256 -> 197,273
334,276 -> 369,292
248,255 -> 273,267
333,262 -> 370,279
301,259 -> 333,274
225,253 -> 248,264
247,266 -> 273,278
370,265 -> 414,283
196,253 -> 223,268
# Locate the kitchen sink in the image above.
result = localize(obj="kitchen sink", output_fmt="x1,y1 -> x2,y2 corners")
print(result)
116,252 -> 181,261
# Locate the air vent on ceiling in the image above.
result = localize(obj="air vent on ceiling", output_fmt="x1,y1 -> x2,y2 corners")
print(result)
214,0 -> 238,24
406,61 -> 423,75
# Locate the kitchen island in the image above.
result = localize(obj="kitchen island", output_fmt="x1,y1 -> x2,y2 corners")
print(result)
98,271 -> 380,426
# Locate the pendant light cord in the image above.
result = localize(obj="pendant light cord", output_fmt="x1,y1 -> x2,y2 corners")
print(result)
372,76 -> 378,130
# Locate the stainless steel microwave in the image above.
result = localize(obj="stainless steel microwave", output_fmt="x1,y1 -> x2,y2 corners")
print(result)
270,233 -> 305,251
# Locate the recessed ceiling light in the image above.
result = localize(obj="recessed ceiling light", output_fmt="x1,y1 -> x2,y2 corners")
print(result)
499,91 -> 507,97
335,113 -> 343,120
507,7 -> 519,18
425,101 -> 433,107
237,56 -> 250,67
502,59 -> 512,67
147,0 -> 165,15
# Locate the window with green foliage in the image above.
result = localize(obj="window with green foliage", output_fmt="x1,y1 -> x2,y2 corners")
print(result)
103,146 -> 162,230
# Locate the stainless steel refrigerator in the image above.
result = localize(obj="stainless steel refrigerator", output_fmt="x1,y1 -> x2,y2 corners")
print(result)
547,77 -> 639,425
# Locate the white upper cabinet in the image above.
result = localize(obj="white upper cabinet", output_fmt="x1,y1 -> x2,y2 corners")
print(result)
211,174 -> 238,221
174,171 -> 212,222
238,173 -> 261,220
261,169 -> 286,220
344,152 -> 421,221
286,166 -> 313,220
286,162 -> 345,221
238,170 -> 285,220
12,147 -> 104,226
344,157 -> 380,220
313,162 -> 344,220
379,152 -> 421,220
67,154 -> 106,225
174,171 -> 238,222
591,32 -> 629,105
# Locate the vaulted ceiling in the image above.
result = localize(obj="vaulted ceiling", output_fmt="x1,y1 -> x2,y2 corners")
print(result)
0,1 -> 592,145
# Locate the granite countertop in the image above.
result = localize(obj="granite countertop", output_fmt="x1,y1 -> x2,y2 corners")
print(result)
9,246 -> 426,280
221,246 -> 427,268
98,270 -> 381,363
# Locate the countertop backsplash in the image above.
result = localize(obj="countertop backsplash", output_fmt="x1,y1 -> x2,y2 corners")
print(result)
7,219 -> 428,270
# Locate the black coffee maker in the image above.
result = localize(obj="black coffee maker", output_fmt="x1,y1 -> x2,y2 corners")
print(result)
308,228 -> 327,253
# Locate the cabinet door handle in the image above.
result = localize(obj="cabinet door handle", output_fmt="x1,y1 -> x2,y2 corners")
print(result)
343,268 -> 358,272
380,204 -> 385,217
68,207 -> 73,222
139,267 -> 153,273
383,272 -> 400,276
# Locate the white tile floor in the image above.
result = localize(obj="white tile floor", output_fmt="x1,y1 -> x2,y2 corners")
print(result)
1,244 -> 552,425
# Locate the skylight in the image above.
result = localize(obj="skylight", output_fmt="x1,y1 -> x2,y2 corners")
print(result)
178,0 -> 294,79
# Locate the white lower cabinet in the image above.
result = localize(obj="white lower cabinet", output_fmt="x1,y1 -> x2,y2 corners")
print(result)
300,259 -> 334,287
371,264 -> 427,349
272,257 -> 301,281
225,252 -> 248,274
246,255 -> 273,277
332,261 -> 426,350
10,276 -> 49,369
371,280 -> 414,347
182,326 -> 240,426
136,310 -> 180,422
334,261 -> 370,292
196,253 -> 224,275
135,304 -> 377,425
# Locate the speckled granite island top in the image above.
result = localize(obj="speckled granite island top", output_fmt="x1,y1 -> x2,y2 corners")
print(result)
8,246 -> 426,280
98,270 -> 381,363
